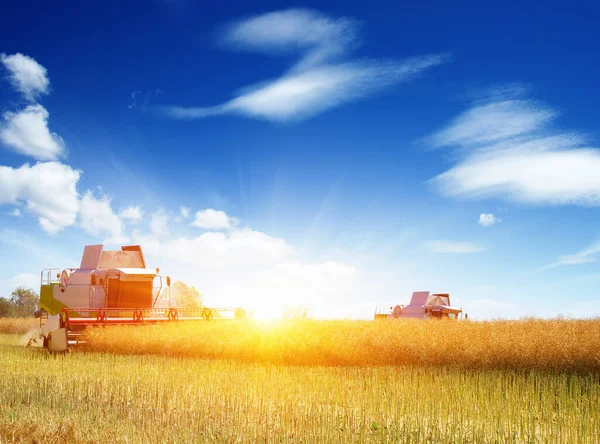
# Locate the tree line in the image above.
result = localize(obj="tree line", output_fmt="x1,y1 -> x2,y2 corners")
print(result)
0,287 -> 39,318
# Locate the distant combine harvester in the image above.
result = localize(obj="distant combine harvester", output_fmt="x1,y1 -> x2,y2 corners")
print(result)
375,291 -> 465,320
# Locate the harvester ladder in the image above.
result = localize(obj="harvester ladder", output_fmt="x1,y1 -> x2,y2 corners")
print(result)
39,310 -> 48,329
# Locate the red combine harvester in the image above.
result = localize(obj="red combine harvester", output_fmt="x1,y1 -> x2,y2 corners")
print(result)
38,244 -> 245,351
374,291 -> 465,320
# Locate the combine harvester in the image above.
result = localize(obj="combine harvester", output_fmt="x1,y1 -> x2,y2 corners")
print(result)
38,244 -> 245,352
374,291 -> 465,320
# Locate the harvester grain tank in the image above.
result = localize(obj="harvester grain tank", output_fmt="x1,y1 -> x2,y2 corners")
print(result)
374,291 -> 464,320
39,244 -> 244,352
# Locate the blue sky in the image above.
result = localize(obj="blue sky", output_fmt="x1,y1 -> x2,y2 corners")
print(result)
1,0 -> 599,318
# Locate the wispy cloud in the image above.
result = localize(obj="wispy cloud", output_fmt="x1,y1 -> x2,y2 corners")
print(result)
427,85 -> 600,205
541,241 -> 600,270
128,89 -> 162,111
128,90 -> 141,109
429,99 -> 556,148
159,9 -> 448,122
423,240 -> 485,254
222,9 -> 358,70
478,213 -> 500,226
1,53 -> 49,101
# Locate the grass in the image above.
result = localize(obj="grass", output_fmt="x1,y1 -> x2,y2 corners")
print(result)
1,318 -> 599,442
82,318 -> 600,372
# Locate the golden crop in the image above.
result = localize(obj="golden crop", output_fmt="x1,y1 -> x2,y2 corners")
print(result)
2,318 -> 599,442
83,318 -> 600,372
0,344 -> 598,443
0,317 -> 40,335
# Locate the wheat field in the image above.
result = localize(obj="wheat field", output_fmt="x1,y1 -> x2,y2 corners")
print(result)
1,343 -> 598,443
0,318 -> 40,335
83,318 -> 600,372
1,318 -> 599,443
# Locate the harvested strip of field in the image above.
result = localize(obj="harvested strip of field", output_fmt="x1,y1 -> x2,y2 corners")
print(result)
82,318 -> 600,372
0,345 -> 598,443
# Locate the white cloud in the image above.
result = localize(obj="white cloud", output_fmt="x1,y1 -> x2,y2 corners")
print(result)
180,206 -> 190,219
150,209 -> 169,237
1,53 -> 49,101
0,104 -> 65,160
119,205 -> 143,222
11,273 -> 38,290
151,228 -> 294,267
428,89 -> 600,206
541,241 -> 600,270
8,208 -> 21,217
190,208 -> 235,230
0,161 -> 80,233
79,191 -> 128,244
133,224 -> 356,317
423,240 -> 485,254
161,9 -> 448,122
478,213 -> 500,226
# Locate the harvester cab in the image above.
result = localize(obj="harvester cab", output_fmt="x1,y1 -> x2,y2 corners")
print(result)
40,245 -> 167,316
374,291 -> 464,320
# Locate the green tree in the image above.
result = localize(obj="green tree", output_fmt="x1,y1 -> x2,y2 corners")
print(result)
10,287 -> 39,318
0,298 -> 12,317
171,281 -> 203,308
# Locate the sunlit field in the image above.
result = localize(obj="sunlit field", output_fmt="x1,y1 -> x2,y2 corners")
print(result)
1,318 -> 599,443
83,318 -> 600,372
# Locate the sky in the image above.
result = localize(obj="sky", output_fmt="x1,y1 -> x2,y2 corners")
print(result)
0,0 -> 599,319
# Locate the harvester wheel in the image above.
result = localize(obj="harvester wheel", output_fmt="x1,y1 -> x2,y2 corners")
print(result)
201,308 -> 213,320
